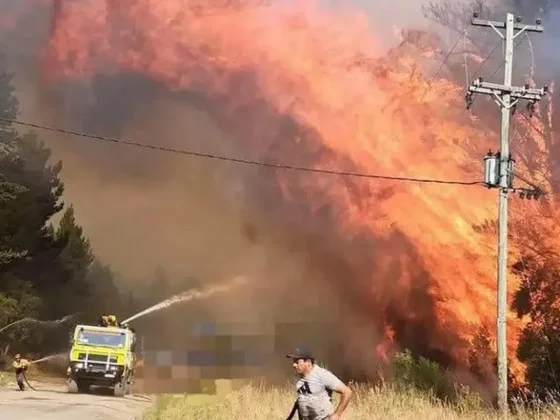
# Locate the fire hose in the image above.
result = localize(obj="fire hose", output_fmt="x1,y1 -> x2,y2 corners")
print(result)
21,369 -> 37,391
16,354 -> 65,391
16,359 -> 50,391
285,399 -> 300,420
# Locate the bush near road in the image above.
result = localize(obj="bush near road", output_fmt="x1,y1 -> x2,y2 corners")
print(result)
142,381 -> 560,420
142,349 -> 560,420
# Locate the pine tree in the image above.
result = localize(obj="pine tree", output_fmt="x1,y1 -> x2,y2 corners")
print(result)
0,56 -> 126,356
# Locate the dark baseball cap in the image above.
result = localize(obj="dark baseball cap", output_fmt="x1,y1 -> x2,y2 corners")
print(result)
286,346 -> 315,360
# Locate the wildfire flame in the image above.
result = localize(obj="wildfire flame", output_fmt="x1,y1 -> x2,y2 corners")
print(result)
10,0 -> 559,386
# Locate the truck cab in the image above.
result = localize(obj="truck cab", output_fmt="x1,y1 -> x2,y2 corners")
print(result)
66,320 -> 136,396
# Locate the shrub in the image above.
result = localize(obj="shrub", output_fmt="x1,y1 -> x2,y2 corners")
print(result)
392,349 -> 457,402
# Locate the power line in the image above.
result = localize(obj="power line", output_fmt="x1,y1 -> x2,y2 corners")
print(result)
470,39 -> 501,80
466,30 -> 531,116
420,31 -> 465,101
518,110 -> 546,138
0,116 -> 482,186
470,1 -> 551,82
430,31 -> 465,82
464,40 -> 500,112
463,40 -> 500,111
463,29 -> 470,89
485,34 -> 527,81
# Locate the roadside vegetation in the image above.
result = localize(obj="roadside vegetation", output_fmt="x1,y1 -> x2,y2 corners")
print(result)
0,59 -> 181,373
143,349 -> 560,420
144,384 -> 560,420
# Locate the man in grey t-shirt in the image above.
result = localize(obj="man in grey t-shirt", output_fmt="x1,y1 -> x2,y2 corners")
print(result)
286,347 -> 352,420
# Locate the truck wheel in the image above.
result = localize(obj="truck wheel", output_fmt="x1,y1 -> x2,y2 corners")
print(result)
124,379 -> 132,395
114,381 -> 126,397
67,379 -> 79,393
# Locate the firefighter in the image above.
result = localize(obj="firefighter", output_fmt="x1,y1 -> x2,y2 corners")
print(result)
98,315 -> 118,327
12,354 -> 31,391
106,315 -> 118,326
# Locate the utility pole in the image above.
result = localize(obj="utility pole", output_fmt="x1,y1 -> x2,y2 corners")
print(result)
466,12 -> 547,416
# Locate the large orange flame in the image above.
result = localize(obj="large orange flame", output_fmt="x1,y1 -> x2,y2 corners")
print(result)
33,0 -> 560,385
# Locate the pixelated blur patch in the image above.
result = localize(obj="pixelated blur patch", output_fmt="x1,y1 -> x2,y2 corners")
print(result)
135,321 -> 276,395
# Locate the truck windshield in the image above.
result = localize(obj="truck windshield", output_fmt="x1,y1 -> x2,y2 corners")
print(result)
76,330 -> 126,348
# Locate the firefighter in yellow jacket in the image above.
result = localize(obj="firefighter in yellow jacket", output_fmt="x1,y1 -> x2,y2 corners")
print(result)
13,354 -> 31,391
106,315 -> 118,326
98,315 -> 118,327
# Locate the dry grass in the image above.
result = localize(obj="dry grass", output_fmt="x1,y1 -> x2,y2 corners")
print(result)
0,371 -> 8,387
142,381 -> 560,420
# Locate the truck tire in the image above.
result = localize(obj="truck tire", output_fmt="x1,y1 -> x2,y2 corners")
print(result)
68,378 -> 79,393
114,381 -> 126,397
125,370 -> 134,395
124,378 -> 132,395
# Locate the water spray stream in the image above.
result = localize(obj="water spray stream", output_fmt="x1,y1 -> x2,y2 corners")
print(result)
0,313 -> 79,334
31,353 -> 68,364
122,276 -> 248,324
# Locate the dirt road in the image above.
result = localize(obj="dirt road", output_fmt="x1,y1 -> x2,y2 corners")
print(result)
0,378 -> 154,420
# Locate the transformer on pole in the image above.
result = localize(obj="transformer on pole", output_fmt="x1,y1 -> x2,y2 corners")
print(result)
467,11 -> 547,416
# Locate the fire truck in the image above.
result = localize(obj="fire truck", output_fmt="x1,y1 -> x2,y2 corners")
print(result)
66,315 -> 137,396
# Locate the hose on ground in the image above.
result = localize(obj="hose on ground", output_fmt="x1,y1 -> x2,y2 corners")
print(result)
21,370 -> 37,391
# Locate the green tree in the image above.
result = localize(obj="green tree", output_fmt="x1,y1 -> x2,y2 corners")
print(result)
0,130 -> 64,264
0,65 -> 29,269
57,205 -> 95,279
19,204 -> 93,318
0,58 -> 126,357
0,60 -> 54,332
0,75 -> 66,317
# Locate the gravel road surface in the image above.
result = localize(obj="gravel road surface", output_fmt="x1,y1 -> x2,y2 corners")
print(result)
0,378 -> 154,420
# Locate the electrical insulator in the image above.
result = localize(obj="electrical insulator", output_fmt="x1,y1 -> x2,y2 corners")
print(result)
483,152 -> 500,188
507,158 -> 515,189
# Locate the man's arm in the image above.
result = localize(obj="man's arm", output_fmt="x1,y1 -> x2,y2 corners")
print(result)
320,369 -> 353,419
330,382 -> 352,419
